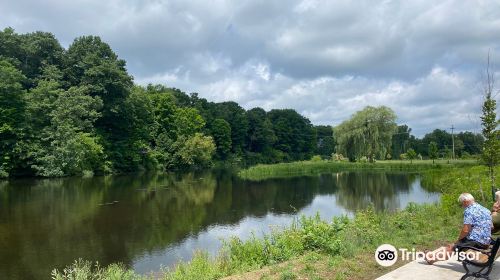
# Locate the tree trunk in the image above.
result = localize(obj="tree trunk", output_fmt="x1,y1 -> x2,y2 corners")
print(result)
491,166 -> 496,201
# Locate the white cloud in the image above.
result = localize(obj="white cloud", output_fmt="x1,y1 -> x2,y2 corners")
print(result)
2,0 -> 500,136
148,63 -> 488,136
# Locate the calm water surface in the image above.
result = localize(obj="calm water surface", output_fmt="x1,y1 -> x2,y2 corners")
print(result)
0,169 -> 439,279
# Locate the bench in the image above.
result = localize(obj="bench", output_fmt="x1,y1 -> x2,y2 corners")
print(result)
460,237 -> 500,280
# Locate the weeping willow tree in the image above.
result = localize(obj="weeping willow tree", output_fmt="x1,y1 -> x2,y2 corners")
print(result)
334,106 -> 397,162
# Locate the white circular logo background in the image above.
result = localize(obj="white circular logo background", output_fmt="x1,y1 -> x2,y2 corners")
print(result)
375,244 -> 398,267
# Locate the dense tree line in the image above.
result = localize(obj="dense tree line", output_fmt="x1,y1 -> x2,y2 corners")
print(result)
332,106 -> 485,162
0,28 -> 487,177
0,28 -> 319,178
390,127 -> 484,160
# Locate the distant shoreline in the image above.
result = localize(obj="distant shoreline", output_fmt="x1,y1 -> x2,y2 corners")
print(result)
238,159 -> 478,181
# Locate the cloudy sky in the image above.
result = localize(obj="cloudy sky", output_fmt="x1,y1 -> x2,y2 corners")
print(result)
2,0 -> 500,136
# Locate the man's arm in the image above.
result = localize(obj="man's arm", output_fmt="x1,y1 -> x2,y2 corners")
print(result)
457,224 -> 472,242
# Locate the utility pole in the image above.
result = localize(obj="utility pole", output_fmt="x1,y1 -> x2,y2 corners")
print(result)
450,125 -> 455,160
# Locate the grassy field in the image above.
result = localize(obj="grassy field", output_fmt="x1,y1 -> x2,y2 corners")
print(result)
51,164 -> 498,280
238,159 -> 478,181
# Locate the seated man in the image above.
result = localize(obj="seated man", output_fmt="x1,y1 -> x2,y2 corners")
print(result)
492,191 -> 500,235
426,193 -> 492,264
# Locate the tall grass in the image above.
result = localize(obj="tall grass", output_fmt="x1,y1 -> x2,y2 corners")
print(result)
422,165 -> 499,212
51,259 -> 140,280
238,159 -> 477,181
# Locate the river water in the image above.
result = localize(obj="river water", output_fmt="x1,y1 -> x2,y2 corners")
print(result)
0,169 -> 439,279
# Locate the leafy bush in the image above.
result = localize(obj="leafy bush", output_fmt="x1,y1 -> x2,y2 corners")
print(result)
299,214 -> 346,255
331,153 -> 345,161
0,167 -> 8,178
310,155 -> 322,162
357,156 -> 368,163
51,259 -> 140,280
267,229 -> 304,262
163,252 -> 223,280
224,235 -> 268,270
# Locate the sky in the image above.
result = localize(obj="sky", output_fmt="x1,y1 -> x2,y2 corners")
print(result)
2,0 -> 500,136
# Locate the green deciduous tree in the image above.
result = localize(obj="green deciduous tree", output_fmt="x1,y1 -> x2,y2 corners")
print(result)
428,141 -> 438,164
160,133 -> 215,169
20,31 -> 64,87
457,132 -> 484,155
421,129 -> 452,157
268,109 -> 316,161
211,118 -> 232,159
480,57 -> 500,199
27,86 -> 104,176
142,86 -> 215,170
454,138 -> 465,158
0,28 -> 65,89
246,107 -> 277,153
149,91 -> 177,136
391,125 -> 411,159
406,148 -> 417,163
315,125 -> 335,159
0,59 -> 25,177
334,106 -> 397,162
121,87 -> 158,170
0,28 -> 23,63
175,133 -> 216,168
214,102 -> 248,154
18,77 -> 62,174
64,36 -> 133,171
173,107 -> 205,137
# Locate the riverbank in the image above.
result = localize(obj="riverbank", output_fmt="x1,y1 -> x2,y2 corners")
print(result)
51,164 -> 497,280
53,204 -> 460,280
238,159 -> 478,181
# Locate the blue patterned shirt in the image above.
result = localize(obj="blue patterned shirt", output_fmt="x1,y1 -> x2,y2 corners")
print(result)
463,203 -> 492,245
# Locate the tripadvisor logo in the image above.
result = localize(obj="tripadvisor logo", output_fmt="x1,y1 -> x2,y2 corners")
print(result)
375,244 -> 482,267
375,244 -> 398,267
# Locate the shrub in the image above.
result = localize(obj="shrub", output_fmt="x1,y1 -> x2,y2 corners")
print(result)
331,153 -> 344,161
299,214 -> 346,255
0,167 -> 8,178
163,252 -> 223,280
310,155 -> 322,162
224,235 -> 268,270
51,259 -> 140,280
267,229 -> 304,262
357,156 -> 368,163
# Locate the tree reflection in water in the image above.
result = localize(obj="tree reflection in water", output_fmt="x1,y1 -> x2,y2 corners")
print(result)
334,171 -> 417,212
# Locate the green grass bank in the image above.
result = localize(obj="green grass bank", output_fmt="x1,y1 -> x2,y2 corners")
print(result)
238,159 -> 478,181
51,164 -> 498,280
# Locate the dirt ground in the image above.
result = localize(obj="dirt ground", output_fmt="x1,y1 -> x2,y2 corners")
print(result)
221,252 -> 410,280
